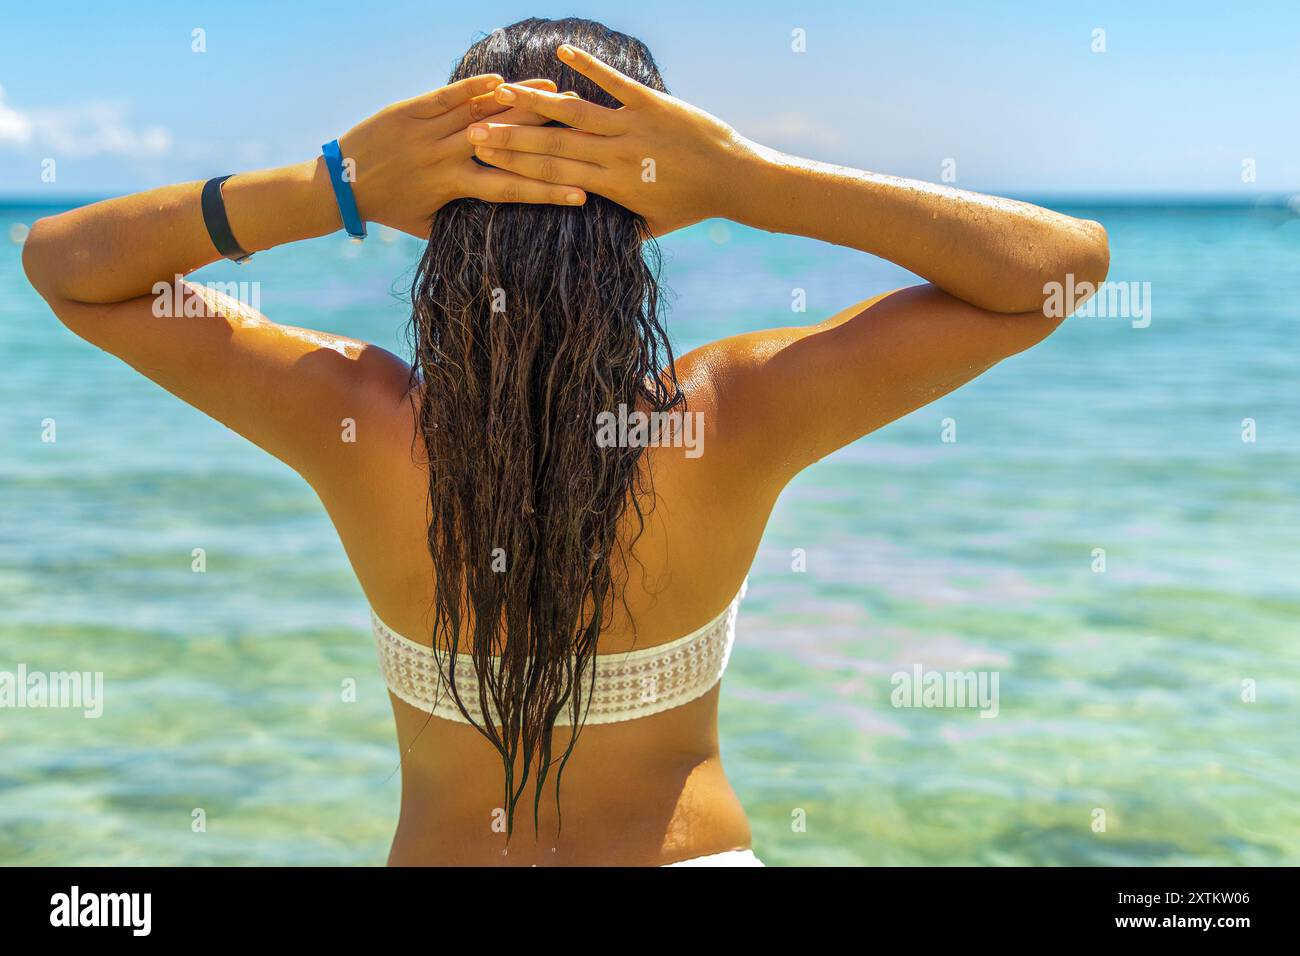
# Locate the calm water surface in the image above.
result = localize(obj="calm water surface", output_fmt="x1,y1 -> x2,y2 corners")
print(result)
1,201 -> 1297,865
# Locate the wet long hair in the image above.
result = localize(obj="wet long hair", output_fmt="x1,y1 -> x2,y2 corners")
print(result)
408,18 -> 682,837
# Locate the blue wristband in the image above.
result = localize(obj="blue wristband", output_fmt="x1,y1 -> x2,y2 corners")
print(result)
321,139 -> 367,242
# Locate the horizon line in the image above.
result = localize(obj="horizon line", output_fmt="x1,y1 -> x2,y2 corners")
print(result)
1,190 -> 1297,211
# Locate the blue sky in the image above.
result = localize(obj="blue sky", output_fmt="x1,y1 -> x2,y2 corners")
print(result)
1,0 -> 1297,198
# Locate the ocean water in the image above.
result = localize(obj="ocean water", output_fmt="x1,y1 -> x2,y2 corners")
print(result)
1,200 -> 1297,866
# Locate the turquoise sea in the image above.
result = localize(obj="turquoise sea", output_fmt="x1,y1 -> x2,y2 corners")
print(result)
1,200 -> 1297,865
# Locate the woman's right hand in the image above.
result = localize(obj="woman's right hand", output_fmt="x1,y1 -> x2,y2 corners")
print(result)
465,44 -> 757,236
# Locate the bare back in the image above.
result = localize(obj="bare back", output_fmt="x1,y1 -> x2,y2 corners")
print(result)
329,347 -> 770,865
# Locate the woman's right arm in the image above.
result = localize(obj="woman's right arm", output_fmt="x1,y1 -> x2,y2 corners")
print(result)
718,148 -> 1108,315
471,45 -> 1110,482
468,44 -> 1108,315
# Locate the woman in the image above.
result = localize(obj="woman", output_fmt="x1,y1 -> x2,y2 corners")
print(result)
21,17 -> 1108,866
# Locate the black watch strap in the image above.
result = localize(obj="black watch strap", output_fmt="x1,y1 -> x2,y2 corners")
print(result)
200,175 -> 252,263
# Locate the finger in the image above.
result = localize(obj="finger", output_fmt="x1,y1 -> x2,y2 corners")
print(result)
496,79 -> 562,126
443,93 -> 558,158
446,112 -> 552,158
496,107 -> 555,126
492,84 -> 625,135
555,44 -> 651,106
402,73 -> 503,119
466,122 -> 610,164
432,79 -> 557,136
474,146 -> 605,190
463,167 -> 588,206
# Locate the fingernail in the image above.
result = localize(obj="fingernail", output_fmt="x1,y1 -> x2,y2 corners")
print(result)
477,147 -> 499,159
468,127 -> 488,142
495,86 -> 516,103
558,45 -> 575,61
566,192 -> 584,204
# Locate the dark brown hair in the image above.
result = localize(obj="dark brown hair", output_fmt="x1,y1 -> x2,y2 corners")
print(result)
408,18 -> 682,837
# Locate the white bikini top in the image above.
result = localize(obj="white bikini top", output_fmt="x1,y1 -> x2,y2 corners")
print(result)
371,579 -> 746,726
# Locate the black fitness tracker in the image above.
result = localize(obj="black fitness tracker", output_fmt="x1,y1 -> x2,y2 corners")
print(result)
200,174 -> 252,263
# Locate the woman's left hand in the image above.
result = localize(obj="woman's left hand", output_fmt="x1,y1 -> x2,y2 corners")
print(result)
338,74 -> 590,238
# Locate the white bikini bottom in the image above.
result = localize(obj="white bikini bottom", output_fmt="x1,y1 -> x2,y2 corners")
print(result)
665,849 -> 764,867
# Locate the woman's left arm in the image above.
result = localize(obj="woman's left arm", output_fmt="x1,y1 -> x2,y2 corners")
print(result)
21,74 -> 585,484
21,159 -> 384,486
23,74 -> 585,304
23,159 -> 339,305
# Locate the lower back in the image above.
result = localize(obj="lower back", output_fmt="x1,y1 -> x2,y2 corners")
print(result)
384,687 -> 753,866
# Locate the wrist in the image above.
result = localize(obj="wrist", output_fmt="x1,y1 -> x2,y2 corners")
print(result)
293,155 -> 347,240
712,136 -> 781,227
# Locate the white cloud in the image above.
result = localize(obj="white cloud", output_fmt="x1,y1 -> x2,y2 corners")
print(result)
0,86 -> 34,146
29,102 -> 172,157
0,84 -> 170,157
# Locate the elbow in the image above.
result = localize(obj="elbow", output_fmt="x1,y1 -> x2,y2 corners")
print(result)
1075,218 -> 1110,291
979,218 -> 1111,358
21,215 -> 82,317
21,215 -> 60,302
982,219 -> 1110,316
1062,218 -> 1110,313
1032,217 -> 1110,317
